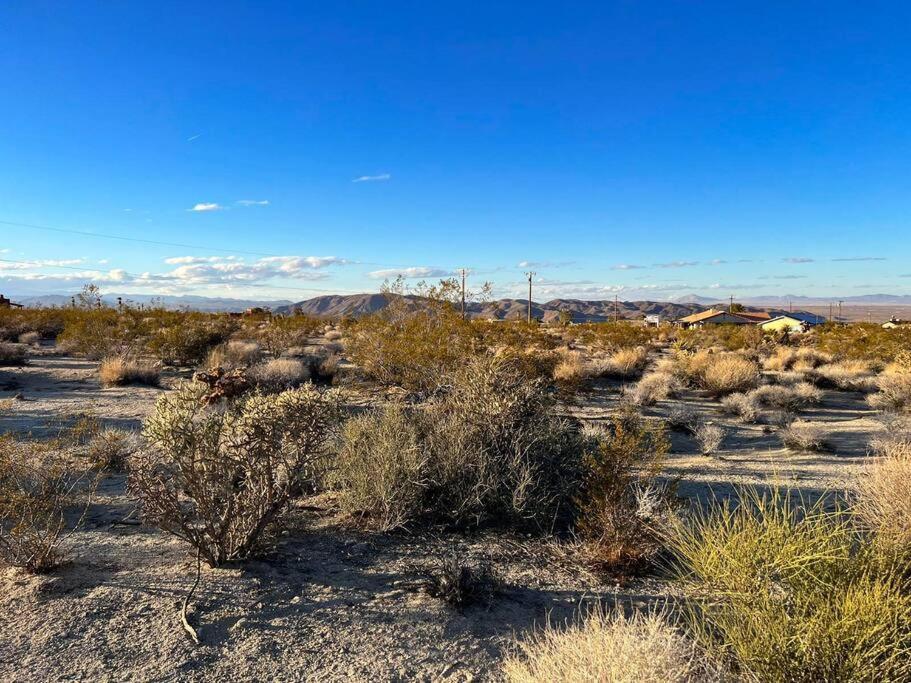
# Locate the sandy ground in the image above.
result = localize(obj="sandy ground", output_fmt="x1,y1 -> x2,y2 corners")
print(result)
0,347 -> 886,681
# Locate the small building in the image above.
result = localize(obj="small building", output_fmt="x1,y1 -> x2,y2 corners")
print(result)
883,316 -> 910,330
0,294 -> 22,309
759,312 -> 825,334
644,313 -> 661,327
676,309 -> 758,328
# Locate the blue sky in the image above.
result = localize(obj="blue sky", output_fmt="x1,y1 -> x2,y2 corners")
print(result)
2,1 -> 911,302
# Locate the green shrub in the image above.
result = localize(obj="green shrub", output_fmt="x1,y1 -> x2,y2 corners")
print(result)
334,355 -> 584,531
666,488 -> 911,681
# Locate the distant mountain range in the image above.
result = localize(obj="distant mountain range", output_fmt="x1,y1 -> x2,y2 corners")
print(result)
672,293 -> 911,307
277,294 -> 714,322
15,293 -> 293,313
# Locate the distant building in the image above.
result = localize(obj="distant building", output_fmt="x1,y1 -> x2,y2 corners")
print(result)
0,294 -> 22,309
883,316 -> 910,330
759,312 -> 824,334
676,309 -> 761,328
644,314 -> 661,327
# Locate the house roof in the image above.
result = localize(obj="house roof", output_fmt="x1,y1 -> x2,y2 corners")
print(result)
760,313 -> 824,327
735,311 -> 772,321
677,309 -> 728,324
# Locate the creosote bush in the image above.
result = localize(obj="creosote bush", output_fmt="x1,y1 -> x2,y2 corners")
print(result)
205,340 -> 261,370
596,347 -> 649,380
720,392 -> 760,423
86,428 -> 139,471
0,438 -> 95,572
132,381 -> 339,566
700,354 -> 760,397
629,371 -> 677,407
334,355 -> 584,531
665,488 -> 911,682
693,422 -> 725,456
573,408 -> 674,572
780,420 -> 832,452
855,431 -> 911,553
247,358 -> 311,392
504,606 -> 706,683
867,371 -> 911,412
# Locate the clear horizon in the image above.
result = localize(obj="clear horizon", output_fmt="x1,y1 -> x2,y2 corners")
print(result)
3,3 -> 911,301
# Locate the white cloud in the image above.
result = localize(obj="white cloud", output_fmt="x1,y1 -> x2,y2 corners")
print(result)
236,199 -> 270,206
517,260 -> 575,269
832,257 -> 886,262
783,257 -> 814,264
655,261 -> 699,268
352,173 -> 391,183
367,267 -> 452,280
187,134 -> 201,142
611,264 -> 646,270
188,203 -> 222,212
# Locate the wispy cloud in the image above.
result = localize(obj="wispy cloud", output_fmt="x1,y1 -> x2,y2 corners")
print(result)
236,199 -> 270,207
368,266 -> 451,280
783,257 -> 814,264
188,203 -> 222,212
708,259 -> 727,265
655,261 -> 699,268
517,260 -> 575,269
759,274 -> 807,280
352,173 -> 391,183
187,134 -> 201,142
610,264 -> 646,271
831,256 -> 886,262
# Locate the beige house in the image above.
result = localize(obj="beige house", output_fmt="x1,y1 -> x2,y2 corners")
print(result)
759,313 -> 823,334
677,309 -> 770,328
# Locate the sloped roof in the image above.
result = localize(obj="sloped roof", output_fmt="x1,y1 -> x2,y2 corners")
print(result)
677,309 -> 728,324
735,311 -> 772,321
760,312 -> 824,325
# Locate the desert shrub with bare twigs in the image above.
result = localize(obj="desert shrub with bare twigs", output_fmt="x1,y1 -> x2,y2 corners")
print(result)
699,354 -> 760,396
867,371 -> 911,412
595,347 -> 650,380
693,422 -> 726,455
86,428 -> 140,471
807,360 -> 877,392
247,358 -> 311,392
573,408 -> 674,572
855,430 -> 911,553
628,371 -> 677,406
0,438 -> 96,572
780,420 -> 832,452
205,340 -> 261,370
719,392 -> 760,423
132,382 -> 339,566
334,355 -> 585,531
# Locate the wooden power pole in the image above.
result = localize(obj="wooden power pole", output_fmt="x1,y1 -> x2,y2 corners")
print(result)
460,268 -> 466,320
525,271 -> 535,323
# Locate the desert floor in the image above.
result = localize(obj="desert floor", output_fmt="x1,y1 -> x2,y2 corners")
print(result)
0,346 -> 881,681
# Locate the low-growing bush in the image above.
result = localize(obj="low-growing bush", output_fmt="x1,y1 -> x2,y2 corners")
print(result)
426,554 -> 498,608
334,356 -> 585,531
867,371 -> 911,412
247,358 -> 310,392
0,342 -> 28,367
808,360 -> 876,392
666,406 -> 701,434
855,431 -> 911,553
132,382 -> 339,566
18,331 -> 40,346
504,606 -> 707,683
145,317 -> 234,366
750,383 -> 821,412
628,372 -> 677,407
694,422 -> 725,455
86,428 -> 140,471
99,357 -> 160,387
720,392 -> 760,423
665,488 -> 911,682
596,347 -> 649,380
552,350 -> 587,387
205,340 -> 261,370
780,420 -> 833,452
700,354 -> 759,396
0,439 -> 95,572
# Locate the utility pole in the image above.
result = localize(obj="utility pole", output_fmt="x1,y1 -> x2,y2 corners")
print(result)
614,294 -> 619,322
525,271 -> 535,323
838,300 -> 844,323
829,302 -> 833,321
729,295 -> 734,313
460,268 -> 466,320
789,298 -> 792,313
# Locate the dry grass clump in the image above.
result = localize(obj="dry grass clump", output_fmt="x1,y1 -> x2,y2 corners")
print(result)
665,488 -> 911,682
18,331 -> 40,346
719,392 -> 760,423
334,356 -> 585,532
693,422 -> 726,455
504,606 -> 706,683
552,350 -> 587,386
780,420 -> 832,452
98,357 -> 160,387
855,431 -> 911,552
808,360 -> 876,392
86,428 -> 139,471
0,439 -> 95,572
628,372 -> 677,407
247,358 -> 311,392
700,354 -> 760,396
0,342 -> 28,366
574,408 -> 674,572
762,346 -> 797,372
205,340 -> 261,370
596,347 -> 649,379
132,382 -> 339,566
324,329 -> 343,341
867,371 -> 911,412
